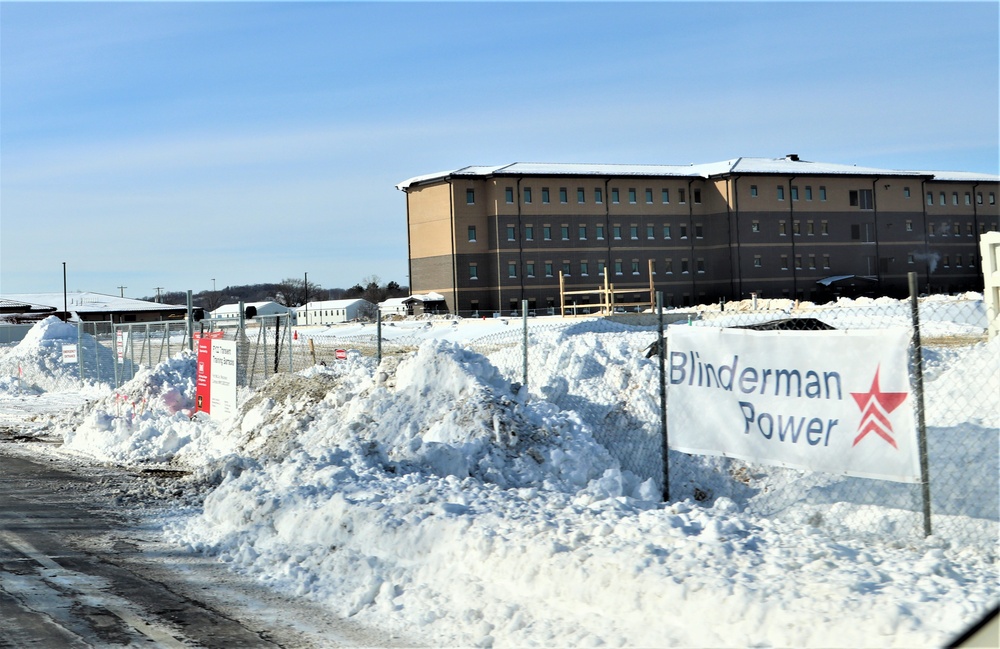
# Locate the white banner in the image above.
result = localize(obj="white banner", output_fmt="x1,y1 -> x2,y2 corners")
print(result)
667,327 -> 920,483
61,344 -> 78,364
209,339 -> 238,420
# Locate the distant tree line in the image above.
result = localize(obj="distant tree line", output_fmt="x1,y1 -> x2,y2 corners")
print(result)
141,275 -> 408,312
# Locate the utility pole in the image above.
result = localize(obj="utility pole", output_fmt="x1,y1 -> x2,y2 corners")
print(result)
118,285 -> 127,298
212,278 -> 216,292
62,262 -> 68,320
154,287 -> 164,303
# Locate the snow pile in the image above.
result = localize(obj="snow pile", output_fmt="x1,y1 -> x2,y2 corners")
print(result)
60,352 -> 205,464
0,316 -> 107,395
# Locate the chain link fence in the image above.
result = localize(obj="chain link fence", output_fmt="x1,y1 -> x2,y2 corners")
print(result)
70,290 -> 995,549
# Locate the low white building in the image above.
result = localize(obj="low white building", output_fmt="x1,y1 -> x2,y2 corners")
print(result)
211,301 -> 290,321
296,299 -> 373,325
378,297 -> 410,317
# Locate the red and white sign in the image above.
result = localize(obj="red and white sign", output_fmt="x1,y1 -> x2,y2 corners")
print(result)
666,327 -> 919,483
195,337 -> 237,419
335,349 -> 348,360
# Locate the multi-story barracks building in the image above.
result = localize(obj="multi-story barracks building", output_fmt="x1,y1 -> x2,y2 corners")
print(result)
397,156 -> 1000,316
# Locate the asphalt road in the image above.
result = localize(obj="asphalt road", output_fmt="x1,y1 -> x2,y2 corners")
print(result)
0,448 -> 408,648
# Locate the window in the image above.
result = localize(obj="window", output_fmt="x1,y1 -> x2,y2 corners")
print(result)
907,254 -> 915,265
693,189 -> 701,204
630,225 -> 638,239
469,263 -> 479,279
819,186 -> 827,201
905,220 -> 913,232
542,188 -> 550,204
794,254 -> 802,269
751,221 -> 760,233
545,262 -> 554,277
952,192 -> 959,206
943,255 -> 950,268
792,220 -> 801,236
662,189 -> 670,204
628,188 -> 637,204
928,222 -> 936,236
823,254 -> 830,269
753,255 -> 762,268
596,224 -> 605,239
967,223 -> 974,237
613,225 -> 622,239
956,254 -> 963,267
976,192 -> 984,204
679,224 -> 688,239
927,191 -> 934,206
559,187 -> 568,203
507,226 -> 516,241
665,259 -> 673,274
805,186 -> 813,201
543,226 -> 552,240
991,193 -> 996,205
526,262 -> 535,277
631,260 -> 640,274
597,261 -> 606,276
965,192 -> 971,205
614,261 -> 623,275
647,225 -> 655,239
525,225 -> 534,240
580,261 -> 589,276
505,187 -> 514,203
779,221 -> 787,236
777,186 -> 785,201
508,263 -> 517,278
695,224 -> 703,238
750,185 -> 758,198
953,222 -> 961,236
524,187 -> 532,204
561,225 -> 569,240
696,258 -> 705,273
939,192 -> 946,206
595,188 -> 603,204
612,188 -> 620,204
663,224 -> 672,239
904,187 -> 911,198
681,258 -> 690,273
577,188 -> 585,204
562,262 -> 571,276
780,255 -> 789,270
645,188 -> 653,204
849,189 -> 873,209
579,225 -> 587,240
791,186 -> 799,201
807,220 -> 815,235
468,226 -> 477,242
466,189 -> 475,205
679,188 -> 686,204
821,220 -> 829,235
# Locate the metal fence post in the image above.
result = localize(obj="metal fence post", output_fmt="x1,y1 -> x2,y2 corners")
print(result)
522,299 -> 528,391
657,291 -> 669,501
287,314 -> 293,373
377,309 -> 383,367
908,272 -> 932,537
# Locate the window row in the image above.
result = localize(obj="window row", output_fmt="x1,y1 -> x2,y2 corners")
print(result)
487,186 -> 703,206
467,223 -> 705,243
749,185 -> 828,202
927,191 -> 996,207
751,219 -> 830,236
468,258 -> 710,280
753,254 -> 833,271
928,221 -> 994,237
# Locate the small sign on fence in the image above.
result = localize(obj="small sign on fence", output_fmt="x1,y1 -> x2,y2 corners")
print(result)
335,349 -> 347,360
666,327 -> 920,484
61,344 -> 78,364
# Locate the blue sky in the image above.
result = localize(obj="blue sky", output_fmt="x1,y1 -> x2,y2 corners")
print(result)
2,1 -> 998,298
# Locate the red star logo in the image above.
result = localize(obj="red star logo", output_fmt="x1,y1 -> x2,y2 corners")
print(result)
850,365 -> 908,448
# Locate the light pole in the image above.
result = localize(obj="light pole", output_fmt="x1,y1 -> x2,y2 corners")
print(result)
118,285 -> 127,298
212,278 -> 216,292
62,262 -> 67,320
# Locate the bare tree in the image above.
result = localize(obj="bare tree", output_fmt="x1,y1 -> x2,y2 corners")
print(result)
274,277 -> 324,307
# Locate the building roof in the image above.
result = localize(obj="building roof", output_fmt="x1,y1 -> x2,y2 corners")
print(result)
396,156 -> 999,190
212,301 -> 287,316
298,298 -> 373,310
1,292 -> 184,314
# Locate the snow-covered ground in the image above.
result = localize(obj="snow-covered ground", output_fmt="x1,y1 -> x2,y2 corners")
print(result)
0,296 -> 997,648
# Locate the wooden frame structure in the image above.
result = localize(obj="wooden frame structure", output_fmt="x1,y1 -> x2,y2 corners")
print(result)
559,260 -> 656,316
